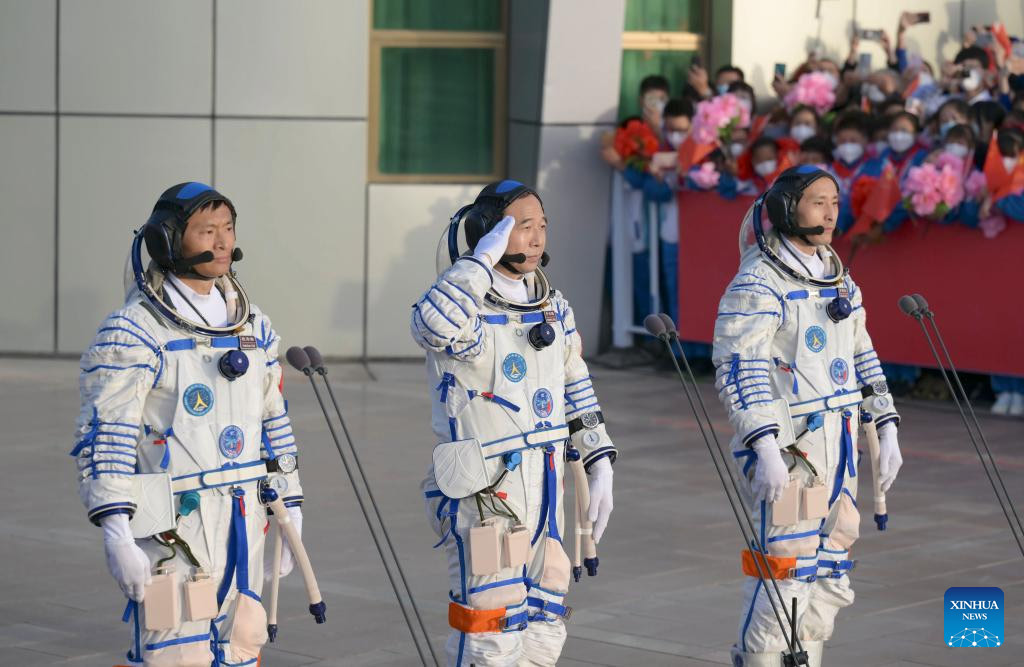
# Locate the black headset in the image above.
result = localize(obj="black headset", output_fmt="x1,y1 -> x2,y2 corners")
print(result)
763,165 -> 839,239
449,179 -> 549,274
142,182 -> 241,278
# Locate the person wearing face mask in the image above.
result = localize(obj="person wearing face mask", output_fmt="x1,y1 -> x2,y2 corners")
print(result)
862,112 -> 926,233
686,63 -> 745,100
728,81 -> 758,118
951,47 -> 994,105
661,97 -> 694,152
830,111 -> 871,232
986,127 -> 1024,222
639,74 -> 671,137
789,106 -> 820,145
934,98 -> 971,142
861,70 -> 901,113
741,137 -> 785,194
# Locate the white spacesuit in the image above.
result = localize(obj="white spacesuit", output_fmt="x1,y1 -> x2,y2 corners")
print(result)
712,167 -> 903,667
72,182 -> 303,666
412,181 -> 616,666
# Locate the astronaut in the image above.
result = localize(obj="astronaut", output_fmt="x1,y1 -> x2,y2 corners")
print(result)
713,166 -> 903,667
412,181 -> 616,666
71,182 -> 304,665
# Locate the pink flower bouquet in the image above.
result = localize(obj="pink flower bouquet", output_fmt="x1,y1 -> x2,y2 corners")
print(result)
784,72 -> 836,115
902,161 -> 964,218
691,93 -> 751,145
689,162 -> 721,189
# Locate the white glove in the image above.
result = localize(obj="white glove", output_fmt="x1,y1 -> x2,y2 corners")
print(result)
101,513 -> 152,602
750,435 -> 789,504
471,215 -> 516,267
587,457 -> 614,543
265,505 -> 303,579
877,422 -> 903,492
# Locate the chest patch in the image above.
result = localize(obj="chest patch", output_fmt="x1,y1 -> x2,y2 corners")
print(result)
183,383 -> 214,416
502,353 -> 527,383
218,425 -> 244,459
533,388 -> 553,418
829,358 -> 850,385
804,326 -> 827,353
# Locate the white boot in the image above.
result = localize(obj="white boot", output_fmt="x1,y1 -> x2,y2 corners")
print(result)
802,639 -> 824,667
992,392 -> 1012,415
730,645 -> 783,667
1009,393 -> 1024,417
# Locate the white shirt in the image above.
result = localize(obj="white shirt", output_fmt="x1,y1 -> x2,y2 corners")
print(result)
779,237 -> 827,280
491,268 -> 530,303
165,273 -> 229,327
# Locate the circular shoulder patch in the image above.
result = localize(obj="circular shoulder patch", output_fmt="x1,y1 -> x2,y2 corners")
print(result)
532,388 -> 553,418
502,353 -> 527,383
829,358 -> 850,385
218,425 -> 244,459
804,326 -> 827,353
183,383 -> 214,416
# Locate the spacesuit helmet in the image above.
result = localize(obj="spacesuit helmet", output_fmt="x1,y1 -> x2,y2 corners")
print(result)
763,165 -> 840,239
437,179 -> 553,310
142,182 -> 242,280
126,182 -> 251,336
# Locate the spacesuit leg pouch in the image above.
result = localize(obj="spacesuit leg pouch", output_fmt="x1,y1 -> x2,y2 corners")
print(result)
432,438 -> 490,499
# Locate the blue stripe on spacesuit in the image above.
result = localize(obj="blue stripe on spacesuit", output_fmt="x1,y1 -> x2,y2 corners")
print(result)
565,382 -> 593,396
422,294 -> 459,328
431,285 -> 471,319
443,279 -> 479,306
82,363 -> 157,375
565,398 -> 599,417
412,306 -> 447,345
565,376 -> 591,387
717,310 -> 781,318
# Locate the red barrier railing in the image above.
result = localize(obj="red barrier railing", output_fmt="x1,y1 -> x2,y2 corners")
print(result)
677,191 -> 1024,375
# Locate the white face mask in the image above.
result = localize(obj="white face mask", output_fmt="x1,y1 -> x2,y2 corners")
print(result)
754,159 -> 778,177
667,130 -> 685,149
944,143 -> 969,158
863,83 -> 886,103
917,72 -> 935,88
644,94 -> 667,114
872,140 -> 889,156
790,124 -> 816,143
962,69 -> 982,92
729,142 -> 745,157
822,71 -> 839,89
717,83 -> 730,95
834,142 -> 864,163
1003,155 -> 1020,173
888,130 -> 916,153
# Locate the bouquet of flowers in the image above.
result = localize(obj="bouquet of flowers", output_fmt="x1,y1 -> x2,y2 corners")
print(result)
902,160 -> 964,218
688,162 -> 721,190
784,72 -> 836,115
612,119 -> 659,172
691,93 -> 751,145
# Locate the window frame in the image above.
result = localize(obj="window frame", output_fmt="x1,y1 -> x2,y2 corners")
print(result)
367,2 -> 508,183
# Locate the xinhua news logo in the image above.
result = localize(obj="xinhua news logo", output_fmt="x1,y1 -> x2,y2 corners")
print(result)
944,587 -> 1003,647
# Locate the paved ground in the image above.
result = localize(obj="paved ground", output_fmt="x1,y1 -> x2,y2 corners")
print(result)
1,356 -> 1022,666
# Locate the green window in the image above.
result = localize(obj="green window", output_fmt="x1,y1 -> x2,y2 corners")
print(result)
370,1 -> 505,181
619,0 -> 707,120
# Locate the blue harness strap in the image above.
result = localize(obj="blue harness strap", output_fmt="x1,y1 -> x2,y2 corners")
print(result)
216,488 -> 252,609
122,600 -> 142,663
164,336 -> 243,352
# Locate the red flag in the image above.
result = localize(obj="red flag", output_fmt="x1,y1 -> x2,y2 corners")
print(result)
677,134 -> 717,173
747,114 -> 770,143
848,166 -> 900,236
984,131 -> 1010,194
992,23 -> 1012,60
994,159 -> 1024,202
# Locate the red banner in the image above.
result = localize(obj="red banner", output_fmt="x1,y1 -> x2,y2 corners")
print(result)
677,191 -> 1024,375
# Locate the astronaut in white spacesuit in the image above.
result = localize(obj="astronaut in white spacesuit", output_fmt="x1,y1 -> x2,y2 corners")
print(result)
713,166 -> 903,667
412,180 -> 616,666
72,182 -> 304,665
